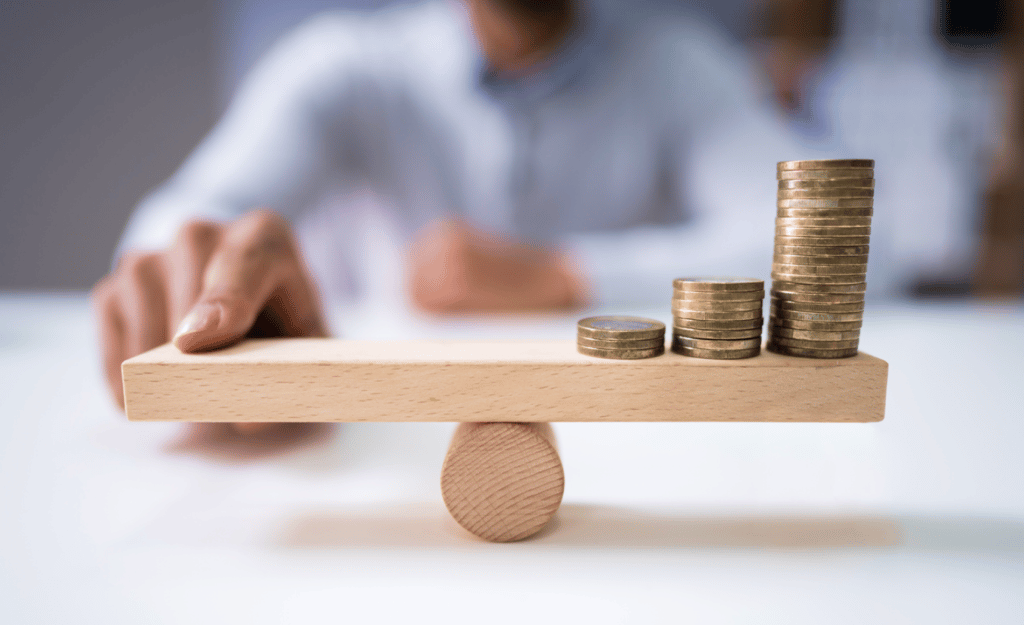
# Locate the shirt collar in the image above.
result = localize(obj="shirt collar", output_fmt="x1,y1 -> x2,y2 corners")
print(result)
477,0 -> 608,104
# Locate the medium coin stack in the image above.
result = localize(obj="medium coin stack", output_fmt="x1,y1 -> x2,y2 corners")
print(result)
671,277 -> 765,359
577,315 -> 666,359
768,158 -> 873,359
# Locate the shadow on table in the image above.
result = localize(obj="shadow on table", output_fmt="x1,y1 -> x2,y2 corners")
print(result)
276,503 -> 1024,552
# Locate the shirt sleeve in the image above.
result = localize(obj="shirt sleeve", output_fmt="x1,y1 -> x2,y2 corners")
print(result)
116,13 -> 383,257
562,26 -> 831,305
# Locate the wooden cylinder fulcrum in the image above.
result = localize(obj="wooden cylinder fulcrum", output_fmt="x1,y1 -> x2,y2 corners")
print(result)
440,422 -> 564,542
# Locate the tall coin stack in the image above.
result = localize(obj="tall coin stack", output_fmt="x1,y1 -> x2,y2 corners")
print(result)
577,316 -> 666,359
768,159 -> 873,359
671,277 -> 765,359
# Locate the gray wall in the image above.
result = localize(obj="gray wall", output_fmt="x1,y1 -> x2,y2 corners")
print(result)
0,1 -> 218,289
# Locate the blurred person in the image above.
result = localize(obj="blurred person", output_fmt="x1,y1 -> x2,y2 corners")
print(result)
977,0 -> 1024,296
93,0 -> 812,421
753,0 -> 1002,296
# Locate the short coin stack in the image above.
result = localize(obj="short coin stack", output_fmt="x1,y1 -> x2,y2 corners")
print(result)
671,277 -> 765,359
577,316 -> 666,359
768,158 -> 873,358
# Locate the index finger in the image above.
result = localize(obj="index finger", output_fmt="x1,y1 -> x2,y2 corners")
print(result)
172,211 -> 320,352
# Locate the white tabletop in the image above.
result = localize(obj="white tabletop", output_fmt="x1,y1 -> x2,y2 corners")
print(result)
1,292 -> 1023,624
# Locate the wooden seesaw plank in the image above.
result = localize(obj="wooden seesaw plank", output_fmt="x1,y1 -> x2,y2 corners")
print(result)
122,339 -> 887,423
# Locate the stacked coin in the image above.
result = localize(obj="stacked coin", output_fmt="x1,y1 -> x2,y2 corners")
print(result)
768,159 -> 873,358
577,316 -> 666,359
671,277 -> 764,359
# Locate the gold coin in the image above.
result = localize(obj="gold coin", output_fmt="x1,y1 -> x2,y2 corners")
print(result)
778,188 -> 874,200
776,208 -> 873,218
775,235 -> 871,247
672,308 -> 763,321
776,217 -> 873,227
776,225 -> 871,237
671,326 -> 762,340
771,289 -> 865,303
577,344 -> 665,360
771,275 -> 866,287
771,272 -> 867,285
770,298 -> 864,313
671,277 -> 764,292
766,342 -> 859,359
673,318 -> 764,330
779,179 -> 875,190
671,299 -> 763,312
769,307 -> 864,322
778,168 -> 874,180
577,316 -> 665,340
671,290 -> 765,302
774,244 -> 870,256
769,336 -> 860,350
771,281 -> 866,294
778,159 -> 874,170
673,336 -> 761,350
768,326 -> 860,341
771,263 -> 868,275
777,198 -> 873,209
671,344 -> 761,360
577,336 -> 666,350
770,317 -> 862,331
773,254 -> 869,266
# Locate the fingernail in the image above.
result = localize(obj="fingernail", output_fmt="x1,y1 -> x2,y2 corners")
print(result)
173,303 -> 220,341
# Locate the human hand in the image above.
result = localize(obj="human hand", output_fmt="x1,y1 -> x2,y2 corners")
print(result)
92,210 -> 327,414
406,219 -> 589,313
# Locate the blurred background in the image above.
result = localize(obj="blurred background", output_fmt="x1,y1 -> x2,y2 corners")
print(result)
1,0 -> 1020,297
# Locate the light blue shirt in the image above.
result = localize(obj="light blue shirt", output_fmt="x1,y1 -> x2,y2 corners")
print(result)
121,0 -> 816,304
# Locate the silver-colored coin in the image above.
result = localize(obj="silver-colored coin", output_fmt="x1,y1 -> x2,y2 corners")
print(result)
774,244 -> 870,256
779,179 -> 875,190
766,342 -> 859,359
671,289 -> 765,301
672,317 -> 764,330
778,188 -> 874,200
769,317 -> 863,331
775,235 -> 872,247
577,336 -> 666,350
671,299 -> 763,312
776,217 -> 873,227
672,308 -> 763,321
771,272 -> 867,285
770,298 -> 865,313
777,168 -> 874,180
771,289 -> 865,303
577,344 -> 665,360
776,208 -> 874,218
778,159 -> 874,171
771,263 -> 868,276
577,316 -> 665,340
769,336 -> 860,350
776,225 -> 872,237
768,326 -> 861,341
671,326 -> 763,340
671,277 -> 764,292
777,198 -> 873,209
671,344 -> 761,360
771,280 -> 866,293
672,336 -> 761,350
773,254 -> 869,266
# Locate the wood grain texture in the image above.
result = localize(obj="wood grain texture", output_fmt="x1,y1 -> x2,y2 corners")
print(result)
441,422 -> 563,542
122,339 -> 888,423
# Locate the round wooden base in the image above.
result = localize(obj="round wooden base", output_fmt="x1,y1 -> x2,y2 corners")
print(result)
440,422 -> 564,542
